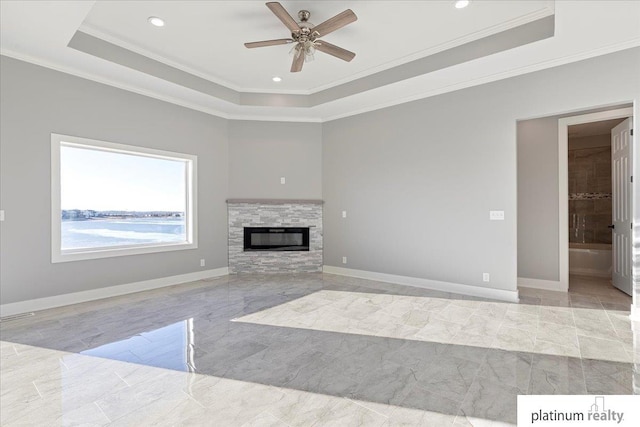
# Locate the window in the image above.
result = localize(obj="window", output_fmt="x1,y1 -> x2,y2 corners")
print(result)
51,134 -> 197,263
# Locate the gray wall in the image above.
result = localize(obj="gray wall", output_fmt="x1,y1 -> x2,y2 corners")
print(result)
2,47 -> 639,305
228,121 -> 322,199
323,47 -> 640,293
517,118 -> 559,281
0,56 -> 229,304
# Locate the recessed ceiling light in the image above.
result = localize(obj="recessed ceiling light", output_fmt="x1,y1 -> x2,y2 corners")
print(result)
455,0 -> 470,9
272,76 -> 282,82
148,16 -> 165,27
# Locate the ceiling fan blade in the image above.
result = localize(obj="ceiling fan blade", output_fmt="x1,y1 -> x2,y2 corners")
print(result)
266,2 -> 300,33
311,9 -> 357,38
291,47 -> 304,72
244,39 -> 294,48
315,40 -> 356,62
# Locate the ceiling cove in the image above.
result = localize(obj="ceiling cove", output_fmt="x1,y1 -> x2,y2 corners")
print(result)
1,1 -> 639,122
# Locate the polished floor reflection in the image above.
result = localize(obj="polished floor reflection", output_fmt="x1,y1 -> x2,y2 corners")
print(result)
1,273 -> 637,426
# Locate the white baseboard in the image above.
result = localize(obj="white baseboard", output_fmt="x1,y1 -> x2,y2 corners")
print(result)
323,265 -> 519,303
517,277 -> 567,292
0,267 -> 229,318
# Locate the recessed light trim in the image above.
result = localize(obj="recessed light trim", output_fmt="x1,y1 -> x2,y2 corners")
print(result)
455,0 -> 470,9
272,76 -> 282,82
148,16 -> 165,27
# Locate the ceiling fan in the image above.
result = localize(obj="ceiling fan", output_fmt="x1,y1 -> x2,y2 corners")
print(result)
244,2 -> 357,73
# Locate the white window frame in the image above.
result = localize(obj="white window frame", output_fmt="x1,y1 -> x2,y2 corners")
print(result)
51,133 -> 198,263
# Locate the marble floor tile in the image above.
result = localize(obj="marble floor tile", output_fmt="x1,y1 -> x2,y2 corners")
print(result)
476,349 -> 532,393
458,377 -> 520,425
449,330 -> 496,347
312,398 -> 388,426
433,304 -> 477,325
389,385 -> 461,426
415,320 -> 463,343
462,314 -> 504,337
574,319 -> 620,341
398,308 -> 433,329
492,326 -> 536,352
349,360 -> 419,407
506,303 -> 540,315
533,339 -> 581,358
1,272 -> 637,426
577,336 -> 632,363
581,359 -> 634,394
570,295 -> 604,309
535,322 -> 579,349
476,302 -> 509,319
5,399 -> 111,427
415,357 -> 480,402
241,411 -> 289,427
269,390 -> 341,427
502,311 -> 538,333
537,307 -> 574,326
529,354 -> 587,394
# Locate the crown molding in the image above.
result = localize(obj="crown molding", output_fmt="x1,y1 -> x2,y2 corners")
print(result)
308,4 -> 555,93
0,48 -> 323,122
321,38 -> 640,122
80,24 -> 313,96
0,48 -> 233,120
3,37 -> 639,124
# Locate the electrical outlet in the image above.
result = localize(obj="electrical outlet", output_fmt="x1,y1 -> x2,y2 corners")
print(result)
342,211 -> 347,218
489,210 -> 505,221
342,256 -> 347,264
280,177 -> 286,184
0,210 -> 4,222
482,273 -> 490,282
200,259 -> 206,267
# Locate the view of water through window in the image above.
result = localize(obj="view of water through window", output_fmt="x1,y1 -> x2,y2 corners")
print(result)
60,143 -> 188,251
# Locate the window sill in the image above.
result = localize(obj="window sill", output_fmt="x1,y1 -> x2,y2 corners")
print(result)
52,241 -> 197,263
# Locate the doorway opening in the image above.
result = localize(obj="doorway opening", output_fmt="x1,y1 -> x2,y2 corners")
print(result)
559,108 -> 633,296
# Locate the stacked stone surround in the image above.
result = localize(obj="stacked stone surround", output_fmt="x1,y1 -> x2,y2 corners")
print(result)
227,199 -> 323,273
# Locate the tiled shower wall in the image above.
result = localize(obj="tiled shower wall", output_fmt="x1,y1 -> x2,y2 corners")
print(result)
568,144 -> 612,244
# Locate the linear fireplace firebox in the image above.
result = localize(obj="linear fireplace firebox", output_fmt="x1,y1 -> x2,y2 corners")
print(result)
243,227 -> 310,251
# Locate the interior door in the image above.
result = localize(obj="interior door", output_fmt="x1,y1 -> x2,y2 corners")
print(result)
611,118 -> 633,295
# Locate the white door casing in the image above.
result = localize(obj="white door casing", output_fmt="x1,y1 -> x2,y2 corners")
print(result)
611,118 -> 633,295
557,107 -> 633,292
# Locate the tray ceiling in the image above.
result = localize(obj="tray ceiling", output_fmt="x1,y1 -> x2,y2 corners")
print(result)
79,0 -> 554,93
1,1 -> 639,121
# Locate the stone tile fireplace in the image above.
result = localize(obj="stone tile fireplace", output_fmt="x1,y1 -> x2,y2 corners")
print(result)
227,199 -> 323,273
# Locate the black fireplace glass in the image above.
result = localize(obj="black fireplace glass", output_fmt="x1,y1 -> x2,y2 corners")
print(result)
243,227 -> 310,251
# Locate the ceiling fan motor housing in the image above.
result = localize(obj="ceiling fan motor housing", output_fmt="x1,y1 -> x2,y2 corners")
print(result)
293,10 -> 315,42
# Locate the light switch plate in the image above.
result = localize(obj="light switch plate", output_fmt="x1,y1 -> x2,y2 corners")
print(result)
280,177 -> 286,184
489,210 -> 505,221
342,211 -> 347,218
0,210 -> 4,221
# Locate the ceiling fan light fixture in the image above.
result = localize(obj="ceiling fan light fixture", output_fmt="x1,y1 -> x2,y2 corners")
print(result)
454,0 -> 470,9
289,42 -> 315,62
246,2 -> 357,72
147,16 -> 165,27
304,42 -> 316,62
